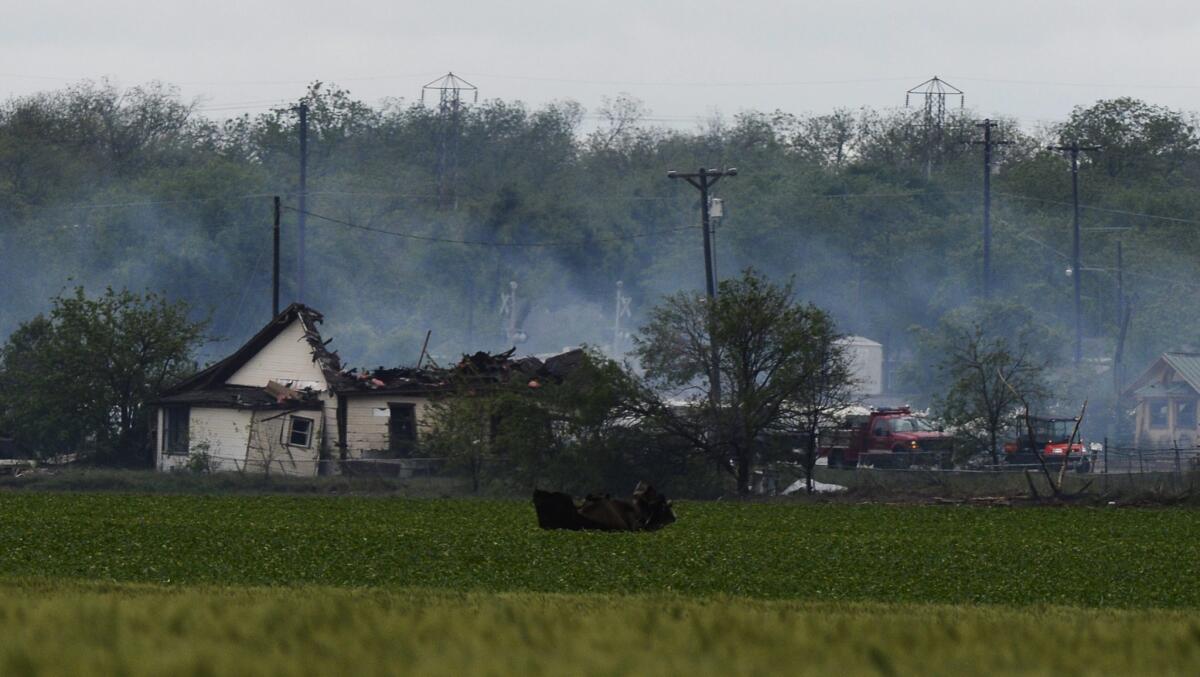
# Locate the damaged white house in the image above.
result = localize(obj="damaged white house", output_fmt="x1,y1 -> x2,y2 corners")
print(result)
155,304 -> 345,474
154,304 -> 581,476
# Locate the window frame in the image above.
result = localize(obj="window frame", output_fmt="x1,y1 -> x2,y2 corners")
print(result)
388,403 -> 418,456
1175,400 -> 1197,430
163,406 -> 191,455
285,415 -> 315,448
1148,399 -> 1170,429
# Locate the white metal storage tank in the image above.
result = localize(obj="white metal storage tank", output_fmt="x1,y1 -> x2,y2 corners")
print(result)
839,336 -> 884,396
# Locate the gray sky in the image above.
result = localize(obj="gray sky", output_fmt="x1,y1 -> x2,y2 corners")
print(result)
3,0 -> 1198,128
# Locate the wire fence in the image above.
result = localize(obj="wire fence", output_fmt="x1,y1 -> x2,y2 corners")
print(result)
1099,443 -> 1200,475
821,441 -> 1200,478
158,453 -> 448,478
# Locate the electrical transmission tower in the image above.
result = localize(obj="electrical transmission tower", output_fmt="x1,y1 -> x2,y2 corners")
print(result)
422,72 -> 478,210
906,76 -> 964,175
611,280 -> 632,357
499,280 -> 528,346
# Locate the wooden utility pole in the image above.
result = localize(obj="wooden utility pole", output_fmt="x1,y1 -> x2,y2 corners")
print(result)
974,119 -> 1008,298
296,102 -> 309,303
667,167 -> 738,405
1048,142 -> 1101,365
272,196 -> 281,318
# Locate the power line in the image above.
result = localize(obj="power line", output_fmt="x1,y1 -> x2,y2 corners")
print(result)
992,215 -> 1070,260
223,244 -> 269,340
12,69 -> 1200,90
14,193 -> 273,212
946,75 -> 1200,90
995,215 -> 1200,292
463,73 -> 919,88
284,205 -> 699,247
1,187 -> 954,220
994,191 -> 1200,226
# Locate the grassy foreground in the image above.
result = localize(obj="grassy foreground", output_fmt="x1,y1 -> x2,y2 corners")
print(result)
2,581 -> 1199,676
3,494 -> 1200,607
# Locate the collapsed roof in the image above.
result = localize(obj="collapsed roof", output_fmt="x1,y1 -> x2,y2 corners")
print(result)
339,347 -> 587,395
161,304 -> 587,406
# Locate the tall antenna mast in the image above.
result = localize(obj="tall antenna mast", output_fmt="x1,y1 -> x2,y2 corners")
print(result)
906,76 -> 964,175
422,72 -> 478,210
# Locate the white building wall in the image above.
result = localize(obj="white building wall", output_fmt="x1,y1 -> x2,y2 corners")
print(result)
343,395 -> 432,458
245,409 -> 322,476
188,408 -> 253,472
227,319 -> 328,389
158,407 -> 252,473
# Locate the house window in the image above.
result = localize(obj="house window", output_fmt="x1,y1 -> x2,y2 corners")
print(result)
1149,400 -> 1169,429
1176,401 -> 1197,430
287,416 -> 314,447
389,403 -> 417,456
163,406 -> 190,455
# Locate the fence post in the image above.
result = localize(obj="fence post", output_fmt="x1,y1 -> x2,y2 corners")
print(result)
1137,446 -> 1145,474
1103,436 -> 1109,492
1174,439 -> 1183,476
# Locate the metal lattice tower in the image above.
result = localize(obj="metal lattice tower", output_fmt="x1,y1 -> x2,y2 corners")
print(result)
422,71 -> 478,111
906,76 -> 964,174
422,72 -> 478,209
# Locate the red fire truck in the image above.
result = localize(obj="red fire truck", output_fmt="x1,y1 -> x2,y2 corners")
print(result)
820,407 -> 955,469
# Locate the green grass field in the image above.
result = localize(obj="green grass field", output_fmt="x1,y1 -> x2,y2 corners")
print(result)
3,582 -> 1200,676
2,494 -> 1199,674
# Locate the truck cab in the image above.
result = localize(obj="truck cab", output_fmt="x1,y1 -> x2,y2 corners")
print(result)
822,407 -> 954,469
868,412 -> 950,453
1003,417 -> 1090,471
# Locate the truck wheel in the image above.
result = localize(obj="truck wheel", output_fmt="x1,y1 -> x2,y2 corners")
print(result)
829,450 -> 844,469
892,446 -> 911,469
1076,458 -> 1091,474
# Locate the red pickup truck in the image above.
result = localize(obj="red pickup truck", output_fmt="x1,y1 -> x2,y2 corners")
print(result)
820,407 -> 955,469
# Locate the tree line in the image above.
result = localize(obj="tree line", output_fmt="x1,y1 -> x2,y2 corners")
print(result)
2,80 -> 1200,445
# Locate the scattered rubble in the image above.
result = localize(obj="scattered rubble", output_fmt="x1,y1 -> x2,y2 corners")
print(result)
338,347 -> 586,394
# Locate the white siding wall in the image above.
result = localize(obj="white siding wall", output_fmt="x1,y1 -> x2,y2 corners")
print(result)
343,395 -> 432,458
245,410 -> 322,476
227,319 -> 328,389
157,407 -> 252,473
188,408 -> 253,472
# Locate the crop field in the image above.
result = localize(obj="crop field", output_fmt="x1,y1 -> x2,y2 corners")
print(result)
2,494 -> 1199,674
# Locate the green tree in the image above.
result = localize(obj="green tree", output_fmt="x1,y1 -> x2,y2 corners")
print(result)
631,269 -> 854,495
0,287 -> 208,465
1058,97 -> 1199,179
789,331 -> 856,494
424,349 -> 634,493
915,300 -> 1058,466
